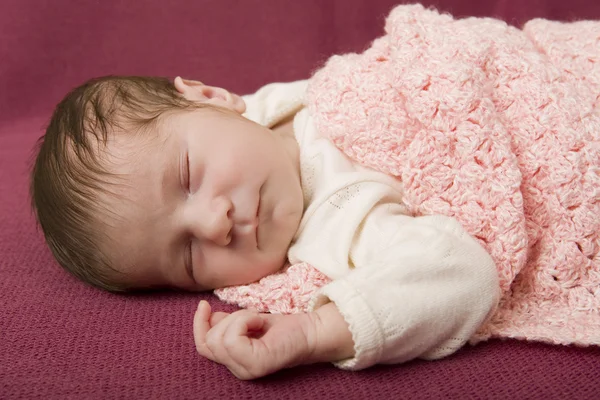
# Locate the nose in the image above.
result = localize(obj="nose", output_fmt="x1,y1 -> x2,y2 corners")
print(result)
190,195 -> 233,246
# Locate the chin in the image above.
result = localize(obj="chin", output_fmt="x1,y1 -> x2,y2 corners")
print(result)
264,254 -> 288,274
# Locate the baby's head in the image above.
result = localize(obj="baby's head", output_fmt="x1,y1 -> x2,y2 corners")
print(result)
31,76 -> 303,292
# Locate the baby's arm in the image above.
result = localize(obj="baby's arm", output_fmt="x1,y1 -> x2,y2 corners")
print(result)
193,205 -> 499,378
311,204 -> 501,370
193,299 -> 353,380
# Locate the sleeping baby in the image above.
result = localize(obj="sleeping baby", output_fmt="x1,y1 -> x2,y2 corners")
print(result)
30,73 -> 499,378
31,4 -> 600,380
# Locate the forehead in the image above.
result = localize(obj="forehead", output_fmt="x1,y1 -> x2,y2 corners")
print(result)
101,119 -> 166,159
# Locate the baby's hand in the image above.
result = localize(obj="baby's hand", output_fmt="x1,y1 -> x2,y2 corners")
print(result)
193,300 -> 315,380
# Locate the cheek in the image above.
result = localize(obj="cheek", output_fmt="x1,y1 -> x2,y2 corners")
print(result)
231,255 -> 284,285
222,151 -> 268,185
201,156 -> 243,192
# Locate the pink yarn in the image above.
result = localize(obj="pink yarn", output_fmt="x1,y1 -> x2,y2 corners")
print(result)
215,263 -> 330,314
216,5 -> 600,346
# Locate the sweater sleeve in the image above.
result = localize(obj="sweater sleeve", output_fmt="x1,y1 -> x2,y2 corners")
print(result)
308,203 -> 501,370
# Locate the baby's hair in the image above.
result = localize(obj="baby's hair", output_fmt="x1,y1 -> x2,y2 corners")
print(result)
31,76 -> 205,291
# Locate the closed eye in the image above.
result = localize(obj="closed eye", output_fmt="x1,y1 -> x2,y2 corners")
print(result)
185,240 -> 196,284
185,152 -> 191,192
179,152 -> 190,192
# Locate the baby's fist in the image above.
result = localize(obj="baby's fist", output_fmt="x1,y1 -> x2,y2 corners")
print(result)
193,300 -> 315,379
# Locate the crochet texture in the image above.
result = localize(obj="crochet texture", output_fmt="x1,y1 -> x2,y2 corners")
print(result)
216,4 -> 600,346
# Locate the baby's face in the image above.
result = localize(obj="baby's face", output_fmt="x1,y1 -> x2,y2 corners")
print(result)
102,106 -> 304,290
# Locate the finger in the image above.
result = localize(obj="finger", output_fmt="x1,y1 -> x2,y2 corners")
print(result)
222,313 -> 267,379
205,310 -> 261,375
210,311 -> 230,327
204,311 -> 247,367
193,300 -> 216,361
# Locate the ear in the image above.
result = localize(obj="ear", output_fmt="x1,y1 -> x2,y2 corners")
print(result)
173,76 -> 246,114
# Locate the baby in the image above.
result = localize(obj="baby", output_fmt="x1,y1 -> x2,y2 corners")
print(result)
31,75 -> 500,379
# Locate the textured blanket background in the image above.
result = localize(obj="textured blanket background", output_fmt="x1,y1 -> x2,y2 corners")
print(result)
216,4 -> 600,347
3,1 -> 600,399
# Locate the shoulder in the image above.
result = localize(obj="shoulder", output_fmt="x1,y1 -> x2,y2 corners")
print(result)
242,80 -> 308,127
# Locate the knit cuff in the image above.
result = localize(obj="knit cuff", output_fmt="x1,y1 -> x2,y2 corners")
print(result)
309,278 -> 384,370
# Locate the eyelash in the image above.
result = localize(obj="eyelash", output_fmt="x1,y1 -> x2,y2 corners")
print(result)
186,240 -> 194,277
185,153 -> 191,191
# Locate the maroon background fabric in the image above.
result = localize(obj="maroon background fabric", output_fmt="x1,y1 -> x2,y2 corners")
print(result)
2,1 -> 600,399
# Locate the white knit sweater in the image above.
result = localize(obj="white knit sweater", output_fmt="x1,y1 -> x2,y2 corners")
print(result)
240,80 -> 501,370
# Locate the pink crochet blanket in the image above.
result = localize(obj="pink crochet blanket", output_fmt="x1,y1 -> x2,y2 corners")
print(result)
216,5 -> 600,346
